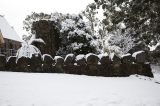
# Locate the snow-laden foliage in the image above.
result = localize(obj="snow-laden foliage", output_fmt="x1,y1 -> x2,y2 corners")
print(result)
76,54 -> 85,61
97,53 -> 108,60
148,42 -> 160,51
23,12 -> 51,35
94,0 -> 160,45
24,12 -> 98,56
57,14 -> 97,55
50,12 -> 64,23
71,42 -> 83,51
104,29 -> 135,56
16,41 -> 41,62
109,53 -> 114,61
82,2 -> 99,37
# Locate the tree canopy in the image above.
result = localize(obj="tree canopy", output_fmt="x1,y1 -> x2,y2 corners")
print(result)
94,0 -> 160,45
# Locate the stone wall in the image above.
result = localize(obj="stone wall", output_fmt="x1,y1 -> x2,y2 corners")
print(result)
0,53 -> 154,77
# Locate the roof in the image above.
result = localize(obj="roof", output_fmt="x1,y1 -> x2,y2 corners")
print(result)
0,15 -> 22,42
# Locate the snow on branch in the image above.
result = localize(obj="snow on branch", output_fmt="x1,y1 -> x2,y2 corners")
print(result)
104,29 -> 135,56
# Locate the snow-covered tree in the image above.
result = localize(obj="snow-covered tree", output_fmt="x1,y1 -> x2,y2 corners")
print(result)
23,12 -> 51,35
24,12 -> 98,56
94,0 -> 160,45
57,14 -> 97,55
104,29 -> 135,56
82,3 -> 99,37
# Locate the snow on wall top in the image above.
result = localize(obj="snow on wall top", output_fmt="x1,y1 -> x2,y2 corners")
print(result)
54,56 -> 64,63
42,54 -> 54,61
0,15 -> 22,42
64,53 -> 75,61
85,53 -> 98,60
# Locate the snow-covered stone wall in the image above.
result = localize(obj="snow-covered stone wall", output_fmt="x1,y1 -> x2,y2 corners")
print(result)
0,52 -> 154,78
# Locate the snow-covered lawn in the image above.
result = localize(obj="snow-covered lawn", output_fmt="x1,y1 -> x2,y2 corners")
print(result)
0,71 -> 160,106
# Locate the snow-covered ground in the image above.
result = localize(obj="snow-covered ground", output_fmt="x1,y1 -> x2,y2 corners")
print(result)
0,70 -> 160,106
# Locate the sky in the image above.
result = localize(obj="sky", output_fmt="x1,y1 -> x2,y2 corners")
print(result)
0,0 -> 94,38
